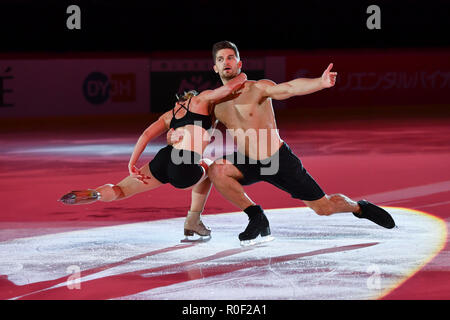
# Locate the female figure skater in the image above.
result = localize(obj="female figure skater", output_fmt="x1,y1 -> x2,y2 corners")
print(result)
59,72 -> 247,239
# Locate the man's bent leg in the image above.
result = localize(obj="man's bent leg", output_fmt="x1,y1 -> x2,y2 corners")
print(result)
209,160 -> 272,244
208,160 -> 255,210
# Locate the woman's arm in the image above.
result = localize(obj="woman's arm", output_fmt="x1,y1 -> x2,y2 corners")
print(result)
198,72 -> 247,104
166,73 -> 247,145
128,112 -> 171,175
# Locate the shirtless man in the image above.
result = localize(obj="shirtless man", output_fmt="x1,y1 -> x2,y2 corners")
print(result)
172,41 -> 395,245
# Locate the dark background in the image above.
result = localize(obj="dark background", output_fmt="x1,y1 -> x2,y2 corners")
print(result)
0,0 -> 449,52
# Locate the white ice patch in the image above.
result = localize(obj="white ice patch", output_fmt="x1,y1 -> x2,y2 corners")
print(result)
0,207 -> 446,300
6,143 -> 164,156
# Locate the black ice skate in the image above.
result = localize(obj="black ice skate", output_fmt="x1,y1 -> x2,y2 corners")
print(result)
353,200 -> 396,229
239,211 -> 274,246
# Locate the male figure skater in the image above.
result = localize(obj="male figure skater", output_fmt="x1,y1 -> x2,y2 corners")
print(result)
170,41 -> 395,245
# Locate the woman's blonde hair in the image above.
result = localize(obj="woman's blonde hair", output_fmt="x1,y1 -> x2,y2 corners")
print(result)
176,90 -> 199,102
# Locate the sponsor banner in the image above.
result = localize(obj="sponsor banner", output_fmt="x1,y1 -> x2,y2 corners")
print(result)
149,58 -> 266,113
0,59 -> 150,118
285,50 -> 450,107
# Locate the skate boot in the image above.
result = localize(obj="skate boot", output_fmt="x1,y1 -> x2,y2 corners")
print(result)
181,210 -> 211,243
353,200 -> 396,229
239,205 -> 274,246
59,189 -> 101,205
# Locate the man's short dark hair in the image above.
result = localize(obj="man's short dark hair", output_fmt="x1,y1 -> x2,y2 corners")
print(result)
212,41 -> 240,62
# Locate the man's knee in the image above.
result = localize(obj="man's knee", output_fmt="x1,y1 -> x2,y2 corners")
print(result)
209,159 -> 233,177
208,161 -> 242,182
208,162 -> 224,181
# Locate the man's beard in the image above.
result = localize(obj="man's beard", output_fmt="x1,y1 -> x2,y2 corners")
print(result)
221,70 -> 237,81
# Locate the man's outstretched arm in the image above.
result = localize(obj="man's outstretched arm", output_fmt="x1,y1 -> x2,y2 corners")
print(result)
260,63 -> 337,100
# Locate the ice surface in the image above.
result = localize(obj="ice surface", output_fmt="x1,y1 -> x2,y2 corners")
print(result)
0,207 -> 446,300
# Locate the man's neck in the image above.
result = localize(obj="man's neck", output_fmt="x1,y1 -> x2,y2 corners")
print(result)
221,75 -> 238,85
221,77 -> 229,85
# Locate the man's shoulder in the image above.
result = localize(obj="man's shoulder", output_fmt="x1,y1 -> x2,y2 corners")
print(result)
245,79 -> 275,84
253,79 -> 276,87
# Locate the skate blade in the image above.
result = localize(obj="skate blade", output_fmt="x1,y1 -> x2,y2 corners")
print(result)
180,235 -> 211,243
240,235 -> 275,247
260,235 -> 275,243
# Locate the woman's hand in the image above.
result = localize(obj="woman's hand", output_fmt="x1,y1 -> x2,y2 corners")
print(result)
166,128 -> 184,145
128,164 -> 151,184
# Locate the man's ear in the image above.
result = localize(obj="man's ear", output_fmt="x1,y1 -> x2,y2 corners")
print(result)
237,60 -> 243,72
213,65 -> 219,73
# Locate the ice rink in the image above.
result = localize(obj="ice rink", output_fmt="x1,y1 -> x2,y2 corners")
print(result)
0,207 -> 445,300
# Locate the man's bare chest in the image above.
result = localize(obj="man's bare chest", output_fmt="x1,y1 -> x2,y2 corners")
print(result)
215,101 -> 260,127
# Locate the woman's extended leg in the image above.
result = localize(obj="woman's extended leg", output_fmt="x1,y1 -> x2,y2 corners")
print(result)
59,164 -> 162,205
